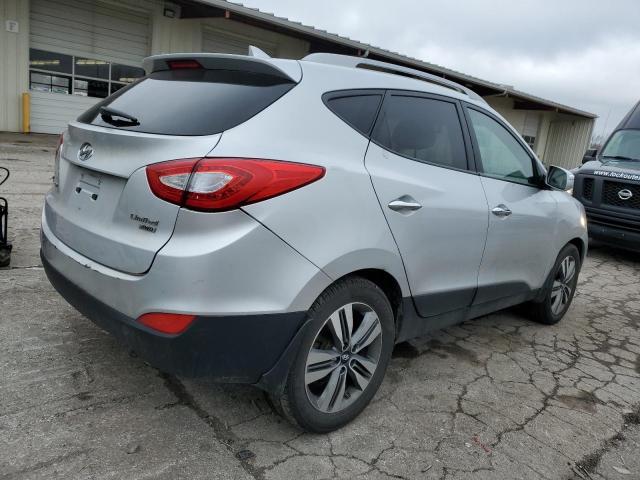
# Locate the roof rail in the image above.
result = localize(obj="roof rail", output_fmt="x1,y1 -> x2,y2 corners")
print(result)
303,53 -> 487,104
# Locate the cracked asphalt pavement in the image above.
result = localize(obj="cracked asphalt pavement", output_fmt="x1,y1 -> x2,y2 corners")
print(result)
2,132 -> 640,480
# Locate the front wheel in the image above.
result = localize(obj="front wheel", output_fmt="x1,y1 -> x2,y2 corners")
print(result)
271,277 -> 395,433
529,244 -> 581,325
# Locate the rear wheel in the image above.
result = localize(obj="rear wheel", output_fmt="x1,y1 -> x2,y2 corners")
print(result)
272,277 -> 394,432
529,244 -> 581,325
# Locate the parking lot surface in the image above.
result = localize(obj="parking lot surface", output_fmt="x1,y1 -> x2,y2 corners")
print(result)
1,132 -> 639,480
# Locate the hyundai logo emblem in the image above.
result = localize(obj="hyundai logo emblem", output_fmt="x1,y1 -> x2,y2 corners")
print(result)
618,189 -> 633,201
78,143 -> 94,161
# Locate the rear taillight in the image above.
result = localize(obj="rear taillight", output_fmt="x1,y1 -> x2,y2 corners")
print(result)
146,158 -> 325,212
53,133 -> 63,188
138,312 -> 196,335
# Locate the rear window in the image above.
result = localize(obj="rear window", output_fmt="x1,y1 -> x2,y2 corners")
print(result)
77,69 -> 295,136
323,91 -> 383,136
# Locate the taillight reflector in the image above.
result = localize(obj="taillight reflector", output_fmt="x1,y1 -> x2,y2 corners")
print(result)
138,312 -> 196,335
146,158 -> 325,212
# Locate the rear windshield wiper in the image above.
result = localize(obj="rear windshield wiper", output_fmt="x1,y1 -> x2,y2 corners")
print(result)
99,106 -> 140,127
602,155 -> 640,163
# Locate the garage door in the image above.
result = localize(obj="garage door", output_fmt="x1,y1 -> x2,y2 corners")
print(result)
29,0 -> 150,134
202,27 -> 276,56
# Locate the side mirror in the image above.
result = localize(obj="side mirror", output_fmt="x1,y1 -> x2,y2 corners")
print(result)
582,148 -> 597,164
546,165 -> 574,192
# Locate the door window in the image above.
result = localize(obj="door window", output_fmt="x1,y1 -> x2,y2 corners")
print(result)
467,108 -> 537,186
372,95 -> 468,170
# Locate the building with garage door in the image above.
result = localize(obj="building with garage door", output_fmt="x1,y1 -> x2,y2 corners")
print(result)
0,0 -> 596,169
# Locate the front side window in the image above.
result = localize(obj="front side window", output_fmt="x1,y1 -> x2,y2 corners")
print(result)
29,49 -> 144,98
467,108 -> 537,186
371,95 -> 468,170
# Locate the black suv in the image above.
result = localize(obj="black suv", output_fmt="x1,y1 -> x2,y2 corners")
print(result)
573,101 -> 640,251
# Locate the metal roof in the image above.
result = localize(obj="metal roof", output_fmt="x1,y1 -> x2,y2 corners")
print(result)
194,0 -> 597,119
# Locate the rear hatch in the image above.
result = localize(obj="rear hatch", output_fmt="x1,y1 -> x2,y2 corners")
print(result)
45,54 -> 299,274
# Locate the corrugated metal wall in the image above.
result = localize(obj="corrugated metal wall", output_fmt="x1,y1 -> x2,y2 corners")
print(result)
30,0 -> 151,65
30,90 -> 97,134
202,26 -> 276,55
28,0 -> 151,133
543,118 -> 594,169
0,0 -> 29,133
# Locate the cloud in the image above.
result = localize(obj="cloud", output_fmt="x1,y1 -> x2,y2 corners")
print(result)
237,0 -> 640,137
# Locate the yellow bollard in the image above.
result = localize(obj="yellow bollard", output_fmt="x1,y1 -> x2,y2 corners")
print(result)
22,92 -> 30,134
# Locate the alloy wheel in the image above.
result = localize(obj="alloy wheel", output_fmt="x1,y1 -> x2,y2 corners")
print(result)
551,256 -> 576,315
304,302 -> 383,413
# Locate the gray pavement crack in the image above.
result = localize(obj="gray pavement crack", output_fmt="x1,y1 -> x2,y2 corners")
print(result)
158,372 -> 265,480
571,403 -> 640,479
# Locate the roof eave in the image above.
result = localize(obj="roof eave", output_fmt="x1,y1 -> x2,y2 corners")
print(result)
196,0 -> 598,120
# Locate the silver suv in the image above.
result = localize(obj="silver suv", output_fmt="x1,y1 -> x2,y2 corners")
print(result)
41,49 -> 588,432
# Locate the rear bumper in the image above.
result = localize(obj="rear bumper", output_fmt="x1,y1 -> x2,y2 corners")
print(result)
43,250 -> 306,382
588,223 -> 640,252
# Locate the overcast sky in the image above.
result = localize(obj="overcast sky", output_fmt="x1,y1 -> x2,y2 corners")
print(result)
238,0 -> 640,141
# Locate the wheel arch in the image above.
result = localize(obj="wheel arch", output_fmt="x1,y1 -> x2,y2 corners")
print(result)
342,268 -> 402,317
568,237 -> 587,263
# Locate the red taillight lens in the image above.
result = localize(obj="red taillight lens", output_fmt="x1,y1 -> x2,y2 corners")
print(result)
146,158 -> 198,205
146,158 -> 325,212
167,59 -> 202,69
53,134 -> 63,188
138,312 -> 196,335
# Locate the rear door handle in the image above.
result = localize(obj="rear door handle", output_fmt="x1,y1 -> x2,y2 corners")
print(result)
491,204 -> 512,217
388,195 -> 422,213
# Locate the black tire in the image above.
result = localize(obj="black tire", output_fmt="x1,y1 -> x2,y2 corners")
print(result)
529,244 -> 581,325
271,277 -> 395,433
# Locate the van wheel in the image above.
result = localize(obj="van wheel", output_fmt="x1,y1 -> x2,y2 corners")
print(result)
271,277 -> 394,433
529,244 -> 581,325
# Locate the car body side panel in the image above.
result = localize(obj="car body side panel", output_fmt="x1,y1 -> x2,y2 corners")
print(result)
552,192 -> 589,260
364,141 -> 489,317
475,178 -> 559,303
215,65 -> 410,297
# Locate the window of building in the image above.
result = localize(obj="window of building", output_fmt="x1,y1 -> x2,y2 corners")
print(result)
467,108 -> 537,186
29,49 -> 145,99
521,113 -> 540,150
522,135 -> 536,149
371,94 -> 468,170
29,72 -> 71,94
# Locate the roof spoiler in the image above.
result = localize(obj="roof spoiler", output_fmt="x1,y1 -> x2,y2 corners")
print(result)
143,47 -> 301,83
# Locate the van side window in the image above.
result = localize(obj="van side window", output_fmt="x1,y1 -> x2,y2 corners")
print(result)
324,93 -> 383,136
467,108 -> 537,186
371,95 -> 468,170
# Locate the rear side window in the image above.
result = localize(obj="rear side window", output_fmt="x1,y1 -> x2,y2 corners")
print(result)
371,94 -> 468,170
323,91 -> 383,136
77,69 -> 295,136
